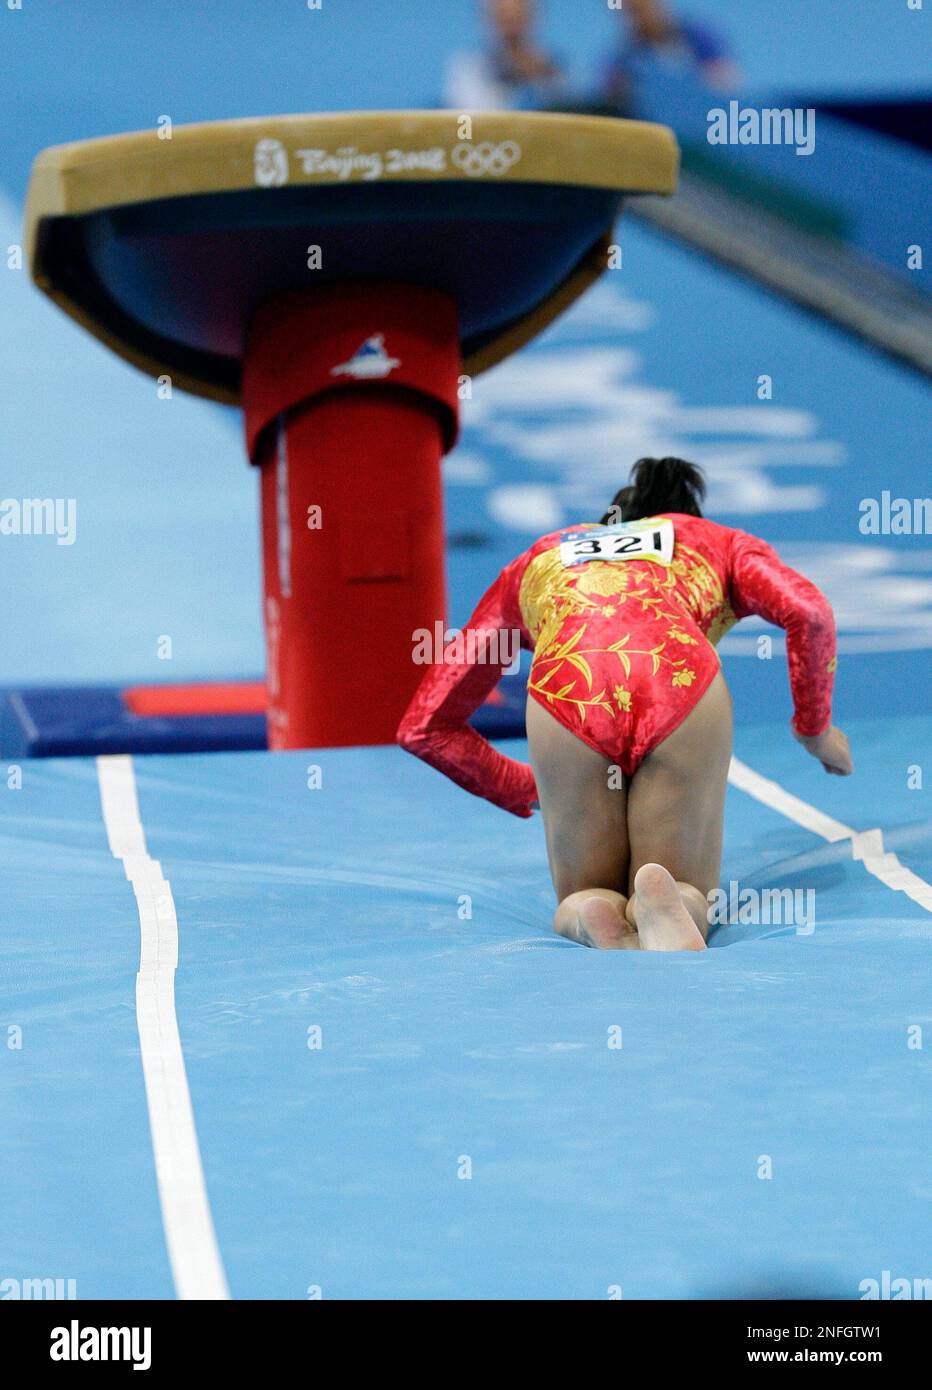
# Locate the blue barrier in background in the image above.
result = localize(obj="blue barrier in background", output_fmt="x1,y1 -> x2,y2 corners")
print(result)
632,64 -> 930,291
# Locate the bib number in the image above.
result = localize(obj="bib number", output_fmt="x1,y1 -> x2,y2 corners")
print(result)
559,519 -> 674,568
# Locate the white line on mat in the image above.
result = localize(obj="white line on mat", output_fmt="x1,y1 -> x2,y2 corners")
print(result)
729,756 -> 932,914
97,754 -> 230,1300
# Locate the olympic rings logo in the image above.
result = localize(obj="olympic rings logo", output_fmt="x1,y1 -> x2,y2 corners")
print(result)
451,140 -> 522,178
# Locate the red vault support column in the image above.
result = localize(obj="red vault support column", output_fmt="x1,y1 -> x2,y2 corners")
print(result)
243,284 -> 461,749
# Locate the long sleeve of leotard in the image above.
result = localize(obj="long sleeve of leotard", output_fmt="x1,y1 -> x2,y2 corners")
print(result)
727,530 -> 836,737
397,560 -> 538,818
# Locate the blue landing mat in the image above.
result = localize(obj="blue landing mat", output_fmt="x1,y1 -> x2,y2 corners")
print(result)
1,713 -> 930,1299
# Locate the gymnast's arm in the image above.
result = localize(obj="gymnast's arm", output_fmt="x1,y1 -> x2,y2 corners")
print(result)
396,565 -> 539,817
728,530 -> 853,775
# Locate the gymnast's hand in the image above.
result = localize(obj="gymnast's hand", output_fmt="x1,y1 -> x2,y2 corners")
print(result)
793,724 -> 854,776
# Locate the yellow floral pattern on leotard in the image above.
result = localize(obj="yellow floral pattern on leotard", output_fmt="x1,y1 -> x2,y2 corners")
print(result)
518,525 -> 737,723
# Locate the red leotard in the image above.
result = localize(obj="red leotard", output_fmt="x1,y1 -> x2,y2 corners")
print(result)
397,515 -> 837,817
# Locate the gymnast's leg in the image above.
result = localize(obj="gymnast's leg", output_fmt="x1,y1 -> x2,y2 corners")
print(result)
624,671 -> 733,951
525,695 -> 637,949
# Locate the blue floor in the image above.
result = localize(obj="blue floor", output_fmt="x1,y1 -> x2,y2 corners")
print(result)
2,5 -> 931,1295
2,714 -> 930,1299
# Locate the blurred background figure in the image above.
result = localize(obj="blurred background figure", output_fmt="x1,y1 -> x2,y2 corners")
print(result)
602,0 -> 741,115
445,0 -> 566,111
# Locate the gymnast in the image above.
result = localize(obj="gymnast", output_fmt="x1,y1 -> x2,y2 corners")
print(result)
398,458 -> 853,951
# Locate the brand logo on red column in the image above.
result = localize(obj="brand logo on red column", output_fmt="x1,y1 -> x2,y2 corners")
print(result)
330,335 -> 402,380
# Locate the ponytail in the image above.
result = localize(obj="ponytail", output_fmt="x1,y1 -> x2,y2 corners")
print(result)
601,457 -> 706,525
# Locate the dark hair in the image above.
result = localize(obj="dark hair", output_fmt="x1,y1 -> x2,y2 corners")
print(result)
600,456 -> 706,524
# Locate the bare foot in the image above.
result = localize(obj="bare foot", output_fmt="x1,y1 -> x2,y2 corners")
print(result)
575,896 -> 639,949
633,864 -> 706,952
555,891 -> 639,949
